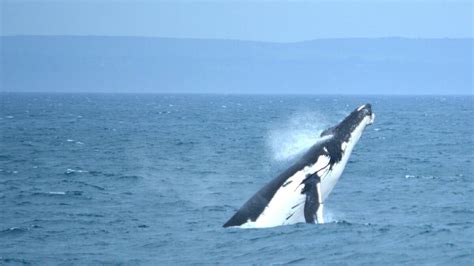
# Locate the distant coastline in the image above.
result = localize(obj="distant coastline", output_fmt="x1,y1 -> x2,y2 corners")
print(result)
1,36 -> 472,95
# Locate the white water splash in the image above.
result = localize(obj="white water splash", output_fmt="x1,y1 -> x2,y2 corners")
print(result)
323,208 -> 343,224
267,112 -> 333,161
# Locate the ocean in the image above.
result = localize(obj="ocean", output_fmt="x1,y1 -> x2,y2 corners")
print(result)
1,93 -> 473,264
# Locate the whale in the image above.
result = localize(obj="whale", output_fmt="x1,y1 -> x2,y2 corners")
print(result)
223,104 -> 375,228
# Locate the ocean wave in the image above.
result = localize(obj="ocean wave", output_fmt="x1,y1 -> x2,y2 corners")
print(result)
64,180 -> 105,191
0,258 -> 32,264
0,227 -> 28,235
118,175 -> 143,181
404,174 -> 438,180
31,191 -> 84,197
65,168 -> 88,175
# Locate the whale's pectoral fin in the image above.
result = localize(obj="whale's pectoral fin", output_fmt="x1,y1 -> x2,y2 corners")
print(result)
302,174 -> 321,224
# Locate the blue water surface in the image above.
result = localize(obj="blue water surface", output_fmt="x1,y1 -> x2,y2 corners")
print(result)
1,93 -> 473,264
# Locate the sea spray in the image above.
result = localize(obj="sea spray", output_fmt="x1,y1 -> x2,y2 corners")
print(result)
266,111 -> 333,161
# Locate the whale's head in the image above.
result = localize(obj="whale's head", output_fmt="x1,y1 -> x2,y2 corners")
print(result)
321,103 -> 375,144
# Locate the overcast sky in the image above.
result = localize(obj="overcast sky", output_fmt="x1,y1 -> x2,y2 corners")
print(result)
1,0 -> 473,42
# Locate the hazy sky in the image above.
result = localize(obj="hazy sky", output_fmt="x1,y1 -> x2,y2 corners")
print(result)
1,0 -> 473,42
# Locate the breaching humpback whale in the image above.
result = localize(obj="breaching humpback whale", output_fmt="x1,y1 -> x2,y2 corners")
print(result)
224,104 -> 375,228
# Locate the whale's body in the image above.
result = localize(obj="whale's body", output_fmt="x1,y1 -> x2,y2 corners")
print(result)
224,104 -> 375,228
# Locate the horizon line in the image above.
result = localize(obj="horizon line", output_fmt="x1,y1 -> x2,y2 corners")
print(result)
1,91 -> 472,97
